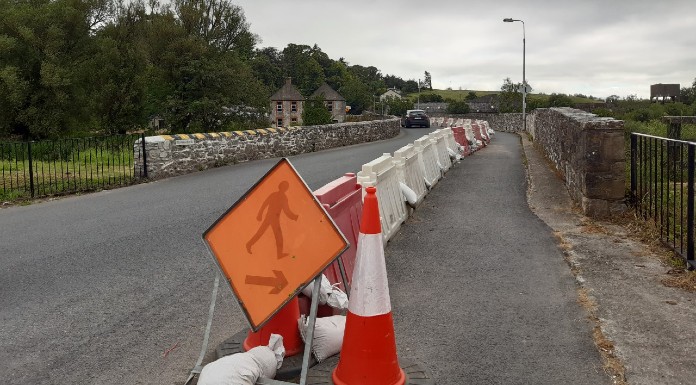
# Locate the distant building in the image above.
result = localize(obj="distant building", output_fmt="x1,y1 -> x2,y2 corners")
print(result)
270,78 -> 305,127
311,83 -> 346,123
467,94 -> 499,113
380,88 -> 402,101
418,102 -> 448,115
650,83 -> 680,103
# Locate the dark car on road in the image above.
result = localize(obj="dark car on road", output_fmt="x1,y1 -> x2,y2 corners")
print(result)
402,109 -> 430,128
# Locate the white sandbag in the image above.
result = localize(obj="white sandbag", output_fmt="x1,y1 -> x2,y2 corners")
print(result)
298,315 -> 346,362
301,274 -> 349,310
399,182 -> 418,208
198,334 -> 284,385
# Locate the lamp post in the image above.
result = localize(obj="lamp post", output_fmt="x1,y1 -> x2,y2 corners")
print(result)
417,78 -> 421,109
503,18 -> 526,133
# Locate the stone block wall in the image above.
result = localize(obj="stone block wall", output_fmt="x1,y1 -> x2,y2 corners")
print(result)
437,113 -> 524,132
529,107 -> 625,218
134,118 -> 400,179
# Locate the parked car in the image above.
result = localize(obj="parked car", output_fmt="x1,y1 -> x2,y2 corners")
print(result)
402,109 -> 430,128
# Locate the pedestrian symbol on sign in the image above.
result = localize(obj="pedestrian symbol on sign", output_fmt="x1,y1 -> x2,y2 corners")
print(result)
246,181 -> 299,259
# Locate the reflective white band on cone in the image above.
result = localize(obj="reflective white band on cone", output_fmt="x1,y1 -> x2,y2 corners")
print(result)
348,233 -> 392,317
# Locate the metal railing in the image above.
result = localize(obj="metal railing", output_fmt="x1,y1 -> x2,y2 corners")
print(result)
630,133 -> 694,268
1,134 -> 147,201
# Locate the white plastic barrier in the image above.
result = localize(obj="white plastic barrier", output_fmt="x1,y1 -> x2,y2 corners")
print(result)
464,126 -> 480,152
454,118 -> 464,126
357,153 -> 407,243
429,130 -> 452,172
445,117 -> 454,127
414,135 -> 441,189
435,117 -> 445,127
475,120 -> 491,142
483,120 -> 494,135
393,144 -> 428,206
441,128 -> 462,160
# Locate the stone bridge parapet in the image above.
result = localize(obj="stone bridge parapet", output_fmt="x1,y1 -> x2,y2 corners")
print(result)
134,118 -> 400,179
530,107 -> 625,218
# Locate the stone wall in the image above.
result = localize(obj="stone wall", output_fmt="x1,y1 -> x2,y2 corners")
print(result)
435,113 -> 524,132
530,107 -> 625,218
134,118 -> 400,179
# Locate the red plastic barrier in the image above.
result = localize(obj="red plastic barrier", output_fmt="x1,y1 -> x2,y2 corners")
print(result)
476,120 -> 492,143
451,127 -> 471,156
298,173 -> 363,316
471,122 -> 487,147
313,173 -> 362,290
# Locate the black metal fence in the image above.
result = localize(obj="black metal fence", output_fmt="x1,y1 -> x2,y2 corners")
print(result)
630,133 -> 694,268
1,134 -> 147,201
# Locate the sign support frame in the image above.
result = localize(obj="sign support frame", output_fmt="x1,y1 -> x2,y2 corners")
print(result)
253,274 -> 323,385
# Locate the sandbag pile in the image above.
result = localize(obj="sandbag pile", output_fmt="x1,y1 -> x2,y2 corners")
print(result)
198,334 -> 285,385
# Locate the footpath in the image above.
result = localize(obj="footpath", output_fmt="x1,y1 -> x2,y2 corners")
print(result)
522,134 -> 696,385
385,132 -> 608,384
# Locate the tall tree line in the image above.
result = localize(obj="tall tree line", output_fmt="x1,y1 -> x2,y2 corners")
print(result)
0,0 -> 420,139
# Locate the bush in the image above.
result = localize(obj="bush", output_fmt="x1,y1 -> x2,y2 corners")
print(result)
547,93 -> 574,107
302,95 -> 333,126
418,93 -> 444,103
446,100 -> 470,114
631,109 -> 651,123
592,108 -> 613,117
384,96 -> 413,117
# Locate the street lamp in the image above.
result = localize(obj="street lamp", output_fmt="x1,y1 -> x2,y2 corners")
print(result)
417,78 -> 422,109
503,18 -> 527,133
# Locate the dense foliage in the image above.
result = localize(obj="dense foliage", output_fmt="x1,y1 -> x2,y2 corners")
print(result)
0,0 -> 424,139
381,96 -> 413,117
446,100 -> 470,114
302,95 -> 333,126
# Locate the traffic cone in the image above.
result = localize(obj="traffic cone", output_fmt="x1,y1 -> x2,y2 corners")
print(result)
243,296 -> 304,356
332,186 -> 405,385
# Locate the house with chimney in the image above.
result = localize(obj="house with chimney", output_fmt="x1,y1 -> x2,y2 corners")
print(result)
311,82 -> 346,123
270,78 -> 305,128
269,79 -> 347,127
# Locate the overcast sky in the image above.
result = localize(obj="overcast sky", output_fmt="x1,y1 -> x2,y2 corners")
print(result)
233,0 -> 696,99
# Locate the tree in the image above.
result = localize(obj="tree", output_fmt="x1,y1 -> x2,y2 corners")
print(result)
281,44 -> 325,96
383,74 -> 405,91
383,95 -> 413,117
465,91 -> 478,101
423,71 -> 432,90
547,93 -> 574,107
498,77 -> 522,113
339,74 -> 372,115
681,78 -> 696,105
174,0 -> 257,58
302,95 -> 332,125
0,0 -> 109,138
249,47 -> 284,91
446,100 -> 470,114
419,93 -> 444,103
403,79 -> 418,93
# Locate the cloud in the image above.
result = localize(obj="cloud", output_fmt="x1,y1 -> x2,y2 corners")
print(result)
235,0 -> 696,98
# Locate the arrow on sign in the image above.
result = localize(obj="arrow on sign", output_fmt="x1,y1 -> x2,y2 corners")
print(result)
245,270 -> 288,294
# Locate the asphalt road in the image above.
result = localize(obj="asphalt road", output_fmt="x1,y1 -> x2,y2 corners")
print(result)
0,127 -> 435,385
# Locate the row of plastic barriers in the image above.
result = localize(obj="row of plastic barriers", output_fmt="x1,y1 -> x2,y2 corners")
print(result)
312,120 -> 494,292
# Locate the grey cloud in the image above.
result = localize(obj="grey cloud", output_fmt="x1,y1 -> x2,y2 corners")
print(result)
235,0 -> 696,97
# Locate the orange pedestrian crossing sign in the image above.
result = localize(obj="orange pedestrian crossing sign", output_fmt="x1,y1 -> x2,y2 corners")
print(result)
203,158 -> 349,330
